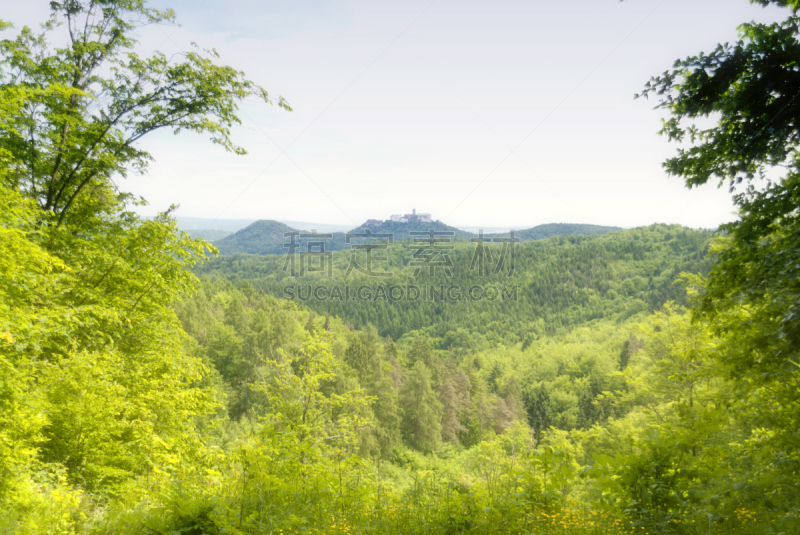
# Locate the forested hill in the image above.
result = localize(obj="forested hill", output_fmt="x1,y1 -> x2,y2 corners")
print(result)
351,219 -> 473,240
212,219 -> 622,256
196,224 -> 713,340
214,219 -> 470,256
215,220 -> 349,255
486,223 -> 622,241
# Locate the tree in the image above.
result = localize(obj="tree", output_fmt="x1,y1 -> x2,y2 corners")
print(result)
0,0 -> 289,226
371,369 -> 403,459
0,183 -> 215,495
470,391 -> 498,445
492,396 -> 514,435
224,297 -> 248,335
204,322 -> 246,415
438,364 -> 471,445
637,0 -> 800,360
344,327 -> 381,386
0,0 -> 291,500
638,0 -> 798,191
400,361 -> 442,452
487,362 -> 503,393
0,186 -> 62,496
589,306 -> 735,524
407,336 -> 435,370
524,384 -> 553,449
619,335 -> 641,370
255,333 -> 371,451
500,375 -> 522,421
639,0 -> 800,478
384,335 -> 398,360
304,311 -> 317,333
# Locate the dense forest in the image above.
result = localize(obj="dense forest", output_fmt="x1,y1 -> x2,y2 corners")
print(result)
198,224 -> 713,340
1,1 -> 799,534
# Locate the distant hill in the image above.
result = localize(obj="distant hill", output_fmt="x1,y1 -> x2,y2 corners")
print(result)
176,216 -> 255,233
214,220 -> 351,256
212,219 -> 623,256
216,220 -> 299,256
186,229 -> 233,241
350,221 -> 617,244
486,223 -> 622,242
175,217 -> 353,243
213,219 -> 473,256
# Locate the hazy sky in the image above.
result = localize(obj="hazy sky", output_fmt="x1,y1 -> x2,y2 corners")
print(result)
5,0 -> 790,229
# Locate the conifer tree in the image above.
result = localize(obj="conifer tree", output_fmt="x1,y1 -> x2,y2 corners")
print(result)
524,384 -> 554,449
400,361 -> 442,452
372,369 -> 403,459
408,336 -> 434,369
345,327 -> 381,386
384,335 -> 398,360
439,365 -> 471,444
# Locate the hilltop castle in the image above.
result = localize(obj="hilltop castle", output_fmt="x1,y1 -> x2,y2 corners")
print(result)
389,208 -> 432,223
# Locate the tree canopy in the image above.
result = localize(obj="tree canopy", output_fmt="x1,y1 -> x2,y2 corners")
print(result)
0,0 -> 289,226
639,3 -> 799,189
640,0 -> 800,493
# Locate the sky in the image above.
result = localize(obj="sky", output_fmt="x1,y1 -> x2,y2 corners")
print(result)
4,0 -> 790,229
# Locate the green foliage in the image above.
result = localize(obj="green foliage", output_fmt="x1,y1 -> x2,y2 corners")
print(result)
690,178 -> 800,473
372,369 -> 404,459
750,0 -> 800,11
0,186 -> 64,498
638,8 -> 799,189
400,362 -> 442,453
2,165 -> 790,535
0,0 -> 281,520
0,180 -> 217,493
639,0 -> 800,523
255,333 -> 372,449
0,1 -> 289,226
